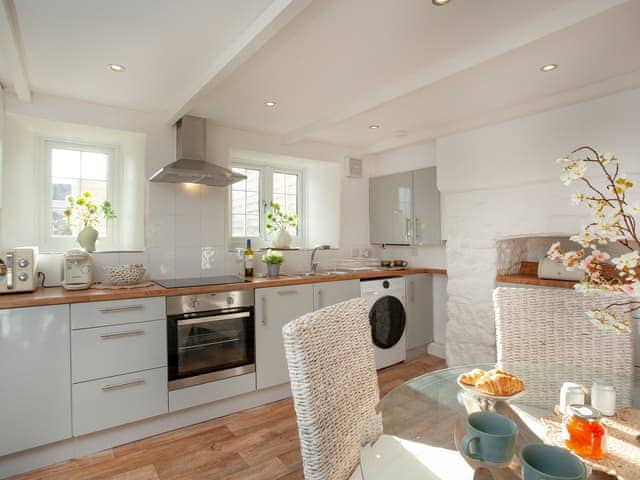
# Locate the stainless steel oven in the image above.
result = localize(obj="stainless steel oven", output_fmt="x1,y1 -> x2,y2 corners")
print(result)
167,290 -> 254,390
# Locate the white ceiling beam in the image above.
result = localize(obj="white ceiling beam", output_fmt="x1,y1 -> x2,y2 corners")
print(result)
0,0 -> 31,102
358,69 -> 640,156
283,0 -> 631,145
166,0 -> 312,125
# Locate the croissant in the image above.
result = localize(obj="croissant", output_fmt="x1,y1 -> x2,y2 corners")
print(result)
475,370 -> 525,396
459,368 -> 486,386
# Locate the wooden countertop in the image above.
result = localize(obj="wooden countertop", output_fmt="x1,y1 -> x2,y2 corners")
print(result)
0,267 -> 447,309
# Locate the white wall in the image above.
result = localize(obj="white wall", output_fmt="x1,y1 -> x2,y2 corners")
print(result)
437,86 -> 640,366
2,92 -> 372,279
365,140 -> 448,347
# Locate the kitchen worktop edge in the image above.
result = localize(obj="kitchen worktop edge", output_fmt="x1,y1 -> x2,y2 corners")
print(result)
0,268 -> 447,309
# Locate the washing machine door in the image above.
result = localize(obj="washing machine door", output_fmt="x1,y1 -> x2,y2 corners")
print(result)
369,295 -> 406,349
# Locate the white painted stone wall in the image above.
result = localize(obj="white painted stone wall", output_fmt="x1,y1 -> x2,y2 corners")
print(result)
437,87 -> 640,366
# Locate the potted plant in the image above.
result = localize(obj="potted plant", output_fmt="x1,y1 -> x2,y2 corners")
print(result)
265,202 -> 297,249
64,192 -> 117,253
547,146 -> 638,331
262,249 -> 284,277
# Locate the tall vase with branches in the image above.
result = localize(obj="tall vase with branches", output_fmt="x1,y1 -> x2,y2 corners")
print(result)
548,146 -> 638,331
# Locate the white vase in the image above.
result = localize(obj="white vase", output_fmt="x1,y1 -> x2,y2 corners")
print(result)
272,229 -> 292,249
77,226 -> 99,253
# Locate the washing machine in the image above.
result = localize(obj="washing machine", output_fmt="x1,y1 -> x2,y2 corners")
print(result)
360,277 -> 407,369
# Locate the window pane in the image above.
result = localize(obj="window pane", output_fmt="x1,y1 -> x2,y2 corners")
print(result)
232,215 -> 245,237
273,194 -> 285,210
284,174 -> 297,195
246,169 -> 259,192
81,180 -> 107,203
81,152 -> 108,180
273,173 -> 285,194
51,209 -> 72,236
285,195 -> 297,215
246,191 -> 259,215
232,191 -> 246,214
51,149 -> 81,178
51,178 -> 74,201
246,215 -> 260,237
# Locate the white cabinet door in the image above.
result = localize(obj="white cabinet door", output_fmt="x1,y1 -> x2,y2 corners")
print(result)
370,171 -> 413,245
405,274 -> 434,351
0,305 -> 72,455
255,284 -> 314,389
313,279 -> 361,310
412,167 -> 441,246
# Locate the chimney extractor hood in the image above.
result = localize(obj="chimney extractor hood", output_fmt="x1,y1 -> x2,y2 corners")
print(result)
149,115 -> 246,187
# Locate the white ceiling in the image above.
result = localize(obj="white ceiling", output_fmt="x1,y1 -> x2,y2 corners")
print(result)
2,0 -> 639,153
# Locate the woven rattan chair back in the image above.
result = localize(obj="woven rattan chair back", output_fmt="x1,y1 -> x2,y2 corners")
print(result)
283,298 -> 382,480
494,287 -> 634,408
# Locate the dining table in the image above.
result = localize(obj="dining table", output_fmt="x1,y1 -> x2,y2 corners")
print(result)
360,363 -> 640,480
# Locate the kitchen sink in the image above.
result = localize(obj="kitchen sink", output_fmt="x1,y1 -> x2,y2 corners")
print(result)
282,270 -> 351,278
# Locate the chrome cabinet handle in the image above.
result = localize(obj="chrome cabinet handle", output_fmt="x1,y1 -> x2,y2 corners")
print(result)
6,253 -> 13,290
100,330 -> 145,340
277,290 -> 299,296
178,311 -> 251,327
260,296 -> 266,325
317,289 -> 323,309
101,378 -> 145,392
406,218 -> 412,242
414,217 -> 421,241
99,305 -> 144,314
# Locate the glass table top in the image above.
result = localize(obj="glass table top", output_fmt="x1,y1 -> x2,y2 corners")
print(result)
360,363 -> 640,480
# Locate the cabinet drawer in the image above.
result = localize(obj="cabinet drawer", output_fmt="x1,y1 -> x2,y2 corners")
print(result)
72,320 -> 167,383
71,297 -> 165,329
72,367 -> 168,436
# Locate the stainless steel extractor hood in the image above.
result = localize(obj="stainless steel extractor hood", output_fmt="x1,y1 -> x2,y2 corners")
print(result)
149,115 -> 246,187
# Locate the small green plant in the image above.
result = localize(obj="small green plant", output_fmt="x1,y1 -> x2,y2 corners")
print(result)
261,249 -> 284,265
265,202 -> 297,233
64,192 -> 117,229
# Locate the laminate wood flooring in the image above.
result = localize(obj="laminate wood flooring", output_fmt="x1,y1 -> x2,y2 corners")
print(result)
10,354 -> 447,480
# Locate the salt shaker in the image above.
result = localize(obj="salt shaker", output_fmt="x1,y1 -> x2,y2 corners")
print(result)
560,382 -> 585,414
591,380 -> 616,416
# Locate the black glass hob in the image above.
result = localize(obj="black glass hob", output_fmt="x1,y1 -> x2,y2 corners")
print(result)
154,275 -> 247,288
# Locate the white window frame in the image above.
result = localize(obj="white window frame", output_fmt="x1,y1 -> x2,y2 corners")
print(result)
229,161 -> 304,250
37,138 -> 122,252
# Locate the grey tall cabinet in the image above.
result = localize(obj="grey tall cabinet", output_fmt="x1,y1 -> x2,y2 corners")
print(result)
369,166 -> 441,245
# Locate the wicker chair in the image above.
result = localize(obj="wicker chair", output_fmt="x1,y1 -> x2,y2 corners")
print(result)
494,287 -> 634,408
283,298 -> 382,480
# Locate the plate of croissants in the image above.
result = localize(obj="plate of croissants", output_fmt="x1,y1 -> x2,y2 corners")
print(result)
457,368 -> 525,401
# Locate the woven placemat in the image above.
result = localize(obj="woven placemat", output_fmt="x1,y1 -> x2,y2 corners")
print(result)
541,407 -> 640,480
90,281 -> 155,290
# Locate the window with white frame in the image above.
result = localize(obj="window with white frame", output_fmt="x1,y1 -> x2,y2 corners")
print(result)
230,163 -> 303,246
43,140 -> 119,250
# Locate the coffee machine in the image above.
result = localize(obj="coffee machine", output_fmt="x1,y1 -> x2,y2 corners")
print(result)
63,249 -> 92,290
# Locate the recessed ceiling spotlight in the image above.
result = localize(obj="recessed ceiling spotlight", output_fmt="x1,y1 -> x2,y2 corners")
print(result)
264,101 -> 277,107
432,0 -> 451,5
108,63 -> 126,72
540,63 -> 558,72
368,124 -> 380,130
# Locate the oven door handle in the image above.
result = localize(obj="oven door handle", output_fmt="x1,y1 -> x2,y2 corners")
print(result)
177,311 -> 251,326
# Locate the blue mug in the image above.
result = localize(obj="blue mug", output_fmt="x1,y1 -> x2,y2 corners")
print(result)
520,444 -> 586,480
462,411 -> 517,464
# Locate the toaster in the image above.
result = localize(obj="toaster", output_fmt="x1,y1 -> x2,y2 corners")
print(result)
0,247 -> 39,293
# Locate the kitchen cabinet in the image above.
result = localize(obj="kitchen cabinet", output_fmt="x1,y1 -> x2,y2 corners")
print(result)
405,274 -> 434,351
0,305 -> 72,455
255,284 -> 314,389
369,171 -> 413,245
369,167 -> 441,245
412,167 -> 441,245
313,279 -> 361,310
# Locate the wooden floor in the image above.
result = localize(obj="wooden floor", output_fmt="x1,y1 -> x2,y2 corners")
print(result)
11,354 -> 446,480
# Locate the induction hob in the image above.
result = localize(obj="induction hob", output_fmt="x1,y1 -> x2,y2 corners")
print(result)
154,275 -> 247,289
